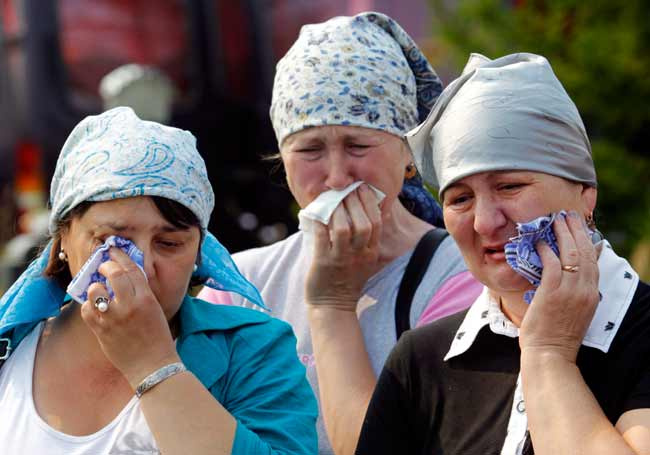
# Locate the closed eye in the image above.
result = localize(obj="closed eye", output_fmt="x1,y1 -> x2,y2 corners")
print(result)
92,236 -> 109,247
347,143 -> 371,157
498,183 -> 526,191
157,240 -> 183,249
444,193 -> 473,207
451,195 -> 471,205
293,146 -> 323,161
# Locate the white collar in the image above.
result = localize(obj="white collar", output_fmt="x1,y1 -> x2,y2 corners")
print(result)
445,240 -> 639,361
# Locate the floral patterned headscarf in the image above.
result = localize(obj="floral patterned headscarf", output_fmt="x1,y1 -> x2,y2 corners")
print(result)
270,11 -> 444,226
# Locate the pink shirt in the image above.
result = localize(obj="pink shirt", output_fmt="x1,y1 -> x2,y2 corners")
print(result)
200,270 -> 483,328
415,270 -> 483,327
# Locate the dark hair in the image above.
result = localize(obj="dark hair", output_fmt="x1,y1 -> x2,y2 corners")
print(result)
44,196 -> 203,289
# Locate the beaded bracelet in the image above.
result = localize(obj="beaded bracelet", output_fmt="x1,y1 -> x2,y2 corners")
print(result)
135,362 -> 187,398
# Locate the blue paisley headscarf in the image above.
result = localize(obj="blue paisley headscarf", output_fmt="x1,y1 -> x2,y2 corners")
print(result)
270,11 -> 444,226
0,107 -> 266,338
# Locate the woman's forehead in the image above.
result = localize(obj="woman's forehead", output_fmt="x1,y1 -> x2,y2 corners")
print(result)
451,170 -> 536,185
284,125 -> 396,144
443,170 -> 580,195
78,198 -> 166,226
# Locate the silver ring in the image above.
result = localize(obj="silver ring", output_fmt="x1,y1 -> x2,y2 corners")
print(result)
94,296 -> 110,312
561,264 -> 580,273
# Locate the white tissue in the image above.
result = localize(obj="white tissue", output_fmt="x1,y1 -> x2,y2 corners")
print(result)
297,181 -> 385,233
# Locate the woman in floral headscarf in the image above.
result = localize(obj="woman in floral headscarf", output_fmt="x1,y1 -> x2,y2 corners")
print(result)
199,12 -> 482,454
0,107 -> 317,454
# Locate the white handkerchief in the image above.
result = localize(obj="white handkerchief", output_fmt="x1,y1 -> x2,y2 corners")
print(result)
67,235 -> 146,304
297,181 -> 385,233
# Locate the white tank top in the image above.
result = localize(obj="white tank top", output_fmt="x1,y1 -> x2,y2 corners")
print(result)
0,322 -> 160,454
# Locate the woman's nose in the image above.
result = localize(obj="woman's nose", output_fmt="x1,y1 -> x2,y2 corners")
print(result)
142,255 -> 155,280
473,197 -> 508,237
135,243 -> 155,279
324,153 -> 354,190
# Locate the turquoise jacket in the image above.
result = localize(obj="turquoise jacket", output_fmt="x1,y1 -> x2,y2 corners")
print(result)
0,240 -> 318,453
0,276 -> 318,454
177,296 -> 319,454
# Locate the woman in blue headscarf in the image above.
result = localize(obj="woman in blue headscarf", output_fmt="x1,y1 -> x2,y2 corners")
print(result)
0,107 -> 317,454
199,12 -> 482,454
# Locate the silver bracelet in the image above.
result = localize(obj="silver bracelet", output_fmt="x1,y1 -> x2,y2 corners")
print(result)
135,362 -> 187,398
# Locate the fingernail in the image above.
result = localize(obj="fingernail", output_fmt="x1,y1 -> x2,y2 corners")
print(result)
568,210 -> 579,219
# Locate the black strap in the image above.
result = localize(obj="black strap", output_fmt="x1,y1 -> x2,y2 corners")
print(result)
395,228 -> 449,340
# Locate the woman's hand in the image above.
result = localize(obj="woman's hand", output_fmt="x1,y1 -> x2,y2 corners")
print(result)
80,247 -> 180,389
519,211 -> 600,362
305,184 -> 382,312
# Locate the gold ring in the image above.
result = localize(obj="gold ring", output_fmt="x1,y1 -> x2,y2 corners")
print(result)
561,264 -> 580,273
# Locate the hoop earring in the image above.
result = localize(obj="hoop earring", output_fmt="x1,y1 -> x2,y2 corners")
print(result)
404,162 -> 417,179
585,213 -> 603,243
586,213 -> 596,229
58,249 -> 68,262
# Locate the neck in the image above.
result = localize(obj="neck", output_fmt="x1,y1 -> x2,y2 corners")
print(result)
493,290 -> 529,327
377,201 -> 434,264
43,303 -> 121,373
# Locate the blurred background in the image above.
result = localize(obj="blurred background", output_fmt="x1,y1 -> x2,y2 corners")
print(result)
0,0 -> 648,292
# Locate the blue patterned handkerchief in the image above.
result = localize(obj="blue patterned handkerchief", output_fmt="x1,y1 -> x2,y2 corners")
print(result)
504,212 -> 565,304
67,236 -> 145,304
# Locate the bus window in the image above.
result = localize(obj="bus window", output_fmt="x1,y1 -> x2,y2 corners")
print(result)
57,0 -> 193,107
1,0 -> 20,36
270,0 -> 335,61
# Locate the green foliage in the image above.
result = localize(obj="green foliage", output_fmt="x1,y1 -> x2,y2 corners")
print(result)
429,0 -> 650,257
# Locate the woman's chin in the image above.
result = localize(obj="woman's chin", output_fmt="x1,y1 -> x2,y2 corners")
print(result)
485,267 -> 532,297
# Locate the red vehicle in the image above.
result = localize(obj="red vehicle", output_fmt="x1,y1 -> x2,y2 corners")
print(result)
0,0 -> 430,254
0,0 -> 330,251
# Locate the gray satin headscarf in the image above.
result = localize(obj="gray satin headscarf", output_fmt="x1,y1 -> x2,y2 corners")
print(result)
406,52 -> 596,196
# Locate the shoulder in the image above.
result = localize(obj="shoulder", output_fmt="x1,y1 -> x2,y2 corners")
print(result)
178,299 -> 300,384
231,232 -> 305,275
229,311 -> 296,348
418,230 -> 469,286
233,232 -> 303,264
389,309 -> 467,369
181,296 -> 275,332
431,233 -> 467,268
614,280 -> 650,344
632,279 -> 650,304
192,300 -> 296,348
405,309 -> 468,350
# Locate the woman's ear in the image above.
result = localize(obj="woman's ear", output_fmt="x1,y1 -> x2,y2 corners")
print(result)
400,139 -> 415,168
581,185 -> 597,215
58,226 -> 69,254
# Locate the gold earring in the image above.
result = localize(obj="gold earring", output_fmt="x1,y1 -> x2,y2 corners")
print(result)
586,213 -> 595,229
405,162 -> 417,179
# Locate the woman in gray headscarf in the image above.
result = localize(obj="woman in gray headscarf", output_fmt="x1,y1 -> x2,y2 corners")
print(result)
357,53 -> 650,454
0,107 -> 317,454
199,11 -> 482,454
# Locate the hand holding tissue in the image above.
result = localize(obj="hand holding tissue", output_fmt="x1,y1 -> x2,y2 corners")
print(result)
67,236 -> 146,304
504,211 -> 595,304
297,182 -> 385,233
